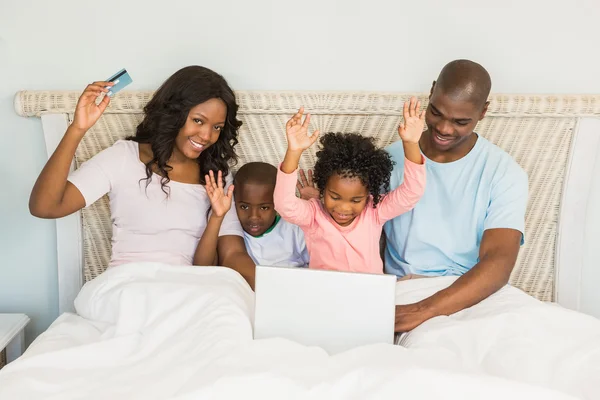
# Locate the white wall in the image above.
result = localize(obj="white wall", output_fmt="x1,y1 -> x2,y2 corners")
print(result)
1,0 -> 599,343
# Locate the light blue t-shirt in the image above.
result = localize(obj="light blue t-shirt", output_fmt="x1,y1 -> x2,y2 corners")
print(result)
383,135 -> 528,277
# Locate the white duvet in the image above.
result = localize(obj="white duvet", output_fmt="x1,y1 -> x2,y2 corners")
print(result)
0,263 -> 598,400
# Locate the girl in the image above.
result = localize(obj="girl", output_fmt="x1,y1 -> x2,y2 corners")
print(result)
274,98 -> 426,274
29,66 -> 256,288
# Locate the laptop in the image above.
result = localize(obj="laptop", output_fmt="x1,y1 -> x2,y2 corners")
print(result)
253,265 -> 397,354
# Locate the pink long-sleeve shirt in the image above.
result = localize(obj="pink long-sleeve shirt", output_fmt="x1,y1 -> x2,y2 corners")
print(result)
274,156 -> 426,274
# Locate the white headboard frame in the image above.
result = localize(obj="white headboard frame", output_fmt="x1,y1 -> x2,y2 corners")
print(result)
39,113 -> 83,314
15,91 -> 600,318
556,117 -> 600,313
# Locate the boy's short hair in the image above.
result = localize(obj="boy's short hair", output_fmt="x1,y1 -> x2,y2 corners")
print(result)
234,162 -> 277,190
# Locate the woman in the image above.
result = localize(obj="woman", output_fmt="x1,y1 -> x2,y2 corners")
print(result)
29,66 -> 256,288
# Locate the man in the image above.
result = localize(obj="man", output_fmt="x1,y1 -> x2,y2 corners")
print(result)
384,59 -> 528,332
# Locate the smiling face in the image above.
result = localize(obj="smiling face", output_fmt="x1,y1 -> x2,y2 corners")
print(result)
421,87 -> 488,161
322,173 -> 369,227
173,98 -> 227,161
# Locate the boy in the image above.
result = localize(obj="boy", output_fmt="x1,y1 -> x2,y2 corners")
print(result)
234,162 -> 309,267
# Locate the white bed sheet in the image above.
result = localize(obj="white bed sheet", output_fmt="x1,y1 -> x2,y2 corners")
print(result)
0,263 -> 595,400
396,277 -> 600,399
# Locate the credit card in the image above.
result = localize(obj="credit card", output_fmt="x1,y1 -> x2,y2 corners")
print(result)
105,68 -> 132,96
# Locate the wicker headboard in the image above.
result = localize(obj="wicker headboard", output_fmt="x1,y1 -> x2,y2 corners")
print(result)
15,91 -> 600,307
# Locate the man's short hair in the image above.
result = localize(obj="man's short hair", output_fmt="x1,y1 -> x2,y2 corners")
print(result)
434,59 -> 492,108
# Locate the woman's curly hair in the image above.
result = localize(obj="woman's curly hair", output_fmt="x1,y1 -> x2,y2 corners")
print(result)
313,132 -> 394,207
128,65 -> 242,194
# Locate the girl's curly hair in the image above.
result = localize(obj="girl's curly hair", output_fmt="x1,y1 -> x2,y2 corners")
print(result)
313,132 -> 394,207
128,65 -> 242,194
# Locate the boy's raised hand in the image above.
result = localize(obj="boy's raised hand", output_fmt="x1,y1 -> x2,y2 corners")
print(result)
286,107 -> 320,152
398,97 -> 426,144
204,170 -> 234,218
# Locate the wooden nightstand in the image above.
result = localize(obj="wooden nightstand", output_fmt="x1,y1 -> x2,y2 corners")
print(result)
0,314 -> 30,368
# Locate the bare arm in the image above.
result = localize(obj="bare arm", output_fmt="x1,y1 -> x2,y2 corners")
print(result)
217,235 -> 256,290
29,127 -> 87,218
281,107 -> 319,174
29,81 -> 113,218
376,98 -> 426,222
394,228 -> 522,332
281,149 -> 303,174
193,214 -> 224,265
402,142 -> 423,165
194,170 -> 234,266
274,107 -> 321,227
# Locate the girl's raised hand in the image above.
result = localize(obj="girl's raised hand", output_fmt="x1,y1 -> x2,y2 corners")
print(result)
398,97 -> 426,144
286,107 -> 320,152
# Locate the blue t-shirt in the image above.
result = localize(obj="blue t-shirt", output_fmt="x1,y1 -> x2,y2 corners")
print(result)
383,135 -> 528,277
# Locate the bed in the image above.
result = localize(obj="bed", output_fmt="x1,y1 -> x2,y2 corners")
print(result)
0,90 -> 599,399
